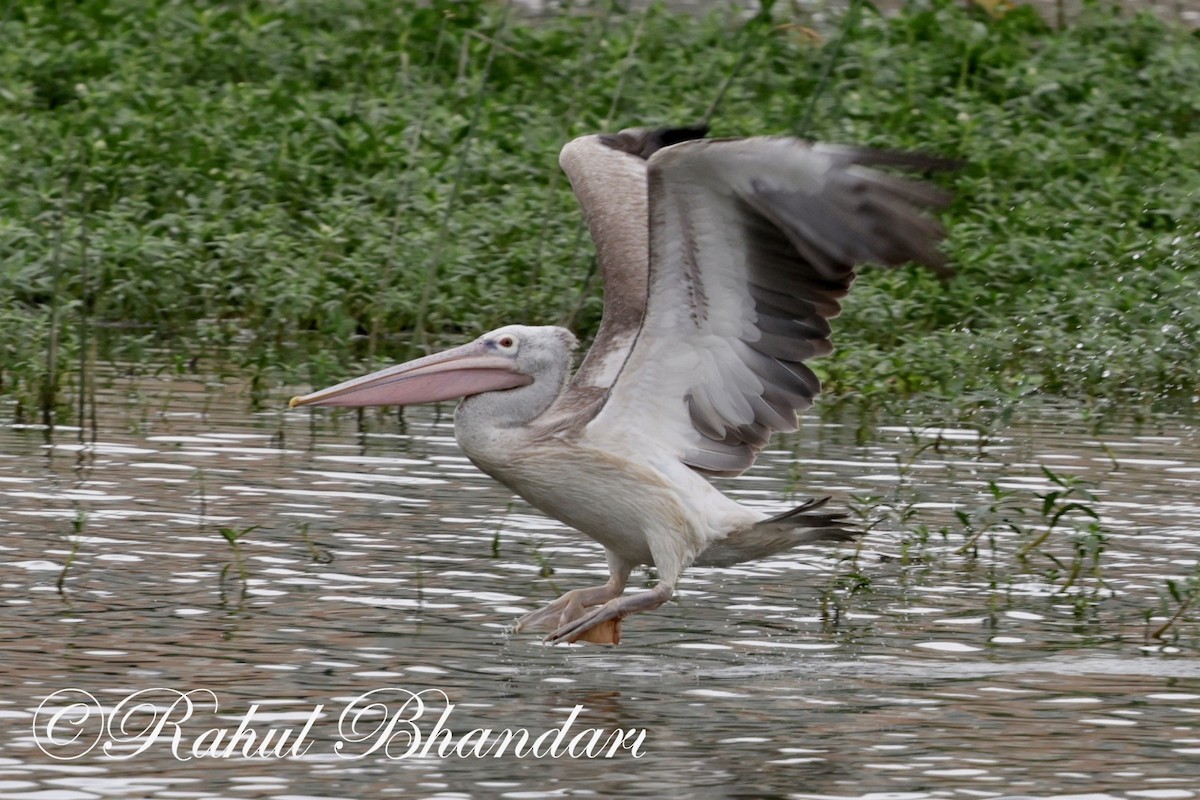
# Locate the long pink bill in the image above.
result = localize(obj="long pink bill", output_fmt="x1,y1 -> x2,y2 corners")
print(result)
288,341 -> 532,409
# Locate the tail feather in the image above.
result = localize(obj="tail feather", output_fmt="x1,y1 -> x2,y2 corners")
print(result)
694,497 -> 861,568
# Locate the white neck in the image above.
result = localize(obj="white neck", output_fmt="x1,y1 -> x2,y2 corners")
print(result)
453,355 -> 571,468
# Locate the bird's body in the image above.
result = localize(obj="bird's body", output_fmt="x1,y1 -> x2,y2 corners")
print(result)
456,359 -> 758,567
291,127 -> 954,644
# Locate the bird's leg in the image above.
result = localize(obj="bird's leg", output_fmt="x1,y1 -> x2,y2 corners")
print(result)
544,531 -> 691,645
514,552 -> 632,641
544,580 -> 675,646
514,580 -> 624,632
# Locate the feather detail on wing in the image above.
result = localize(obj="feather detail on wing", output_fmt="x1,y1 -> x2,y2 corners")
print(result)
543,130 -> 955,476
536,127 -> 707,430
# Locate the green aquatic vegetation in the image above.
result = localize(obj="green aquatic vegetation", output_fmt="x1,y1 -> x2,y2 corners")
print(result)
1148,562 -> 1200,645
218,524 -> 259,589
955,480 -> 1028,557
56,509 -> 86,597
819,546 -> 872,630
0,0 -> 1197,421
531,541 -> 557,581
1018,466 -> 1102,562
953,466 -> 1110,601
825,424 -> 1129,637
0,310 -> 58,423
490,500 -> 516,559
296,522 -> 333,565
1057,521 -> 1109,618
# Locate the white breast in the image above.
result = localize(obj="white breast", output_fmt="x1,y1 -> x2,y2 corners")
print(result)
456,420 -> 759,568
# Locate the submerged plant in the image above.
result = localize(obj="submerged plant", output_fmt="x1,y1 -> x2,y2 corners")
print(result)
218,524 -> 260,590
296,522 -> 333,565
1058,522 -> 1108,596
56,509 -> 86,597
1018,466 -> 1102,562
1148,562 -> 1200,645
490,501 -> 515,558
531,541 -> 556,580
819,546 -> 871,629
951,465 -> 1111,604
956,480 -> 1028,557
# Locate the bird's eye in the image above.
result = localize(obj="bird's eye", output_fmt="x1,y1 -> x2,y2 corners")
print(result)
496,335 -> 517,350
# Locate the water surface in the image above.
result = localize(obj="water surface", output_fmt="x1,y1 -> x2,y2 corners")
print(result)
1,370 -> 1198,799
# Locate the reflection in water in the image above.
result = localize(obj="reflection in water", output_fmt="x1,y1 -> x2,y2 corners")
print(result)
1,368 -> 1198,799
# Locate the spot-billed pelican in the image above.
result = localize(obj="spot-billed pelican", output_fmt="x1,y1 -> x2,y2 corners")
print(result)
290,127 -> 955,645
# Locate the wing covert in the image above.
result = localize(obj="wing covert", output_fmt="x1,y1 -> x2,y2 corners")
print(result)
537,127 -> 708,429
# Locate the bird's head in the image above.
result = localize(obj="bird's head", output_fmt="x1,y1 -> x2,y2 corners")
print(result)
288,325 -> 576,410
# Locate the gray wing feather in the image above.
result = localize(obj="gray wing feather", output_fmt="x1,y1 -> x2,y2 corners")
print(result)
672,140 -> 951,474
553,133 -> 954,476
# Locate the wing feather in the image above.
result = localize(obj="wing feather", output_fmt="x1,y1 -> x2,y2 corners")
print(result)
535,128 -> 709,433
555,135 -> 650,393
540,131 -> 954,476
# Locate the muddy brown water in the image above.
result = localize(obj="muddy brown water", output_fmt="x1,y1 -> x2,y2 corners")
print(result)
1,368 -> 1199,799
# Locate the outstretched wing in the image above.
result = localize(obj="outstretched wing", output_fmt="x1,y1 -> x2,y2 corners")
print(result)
543,130 -> 955,476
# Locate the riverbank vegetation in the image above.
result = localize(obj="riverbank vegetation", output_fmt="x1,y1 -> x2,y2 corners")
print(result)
1,0 -> 1197,423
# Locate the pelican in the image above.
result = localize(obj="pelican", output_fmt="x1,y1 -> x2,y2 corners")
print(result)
290,126 -> 954,645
